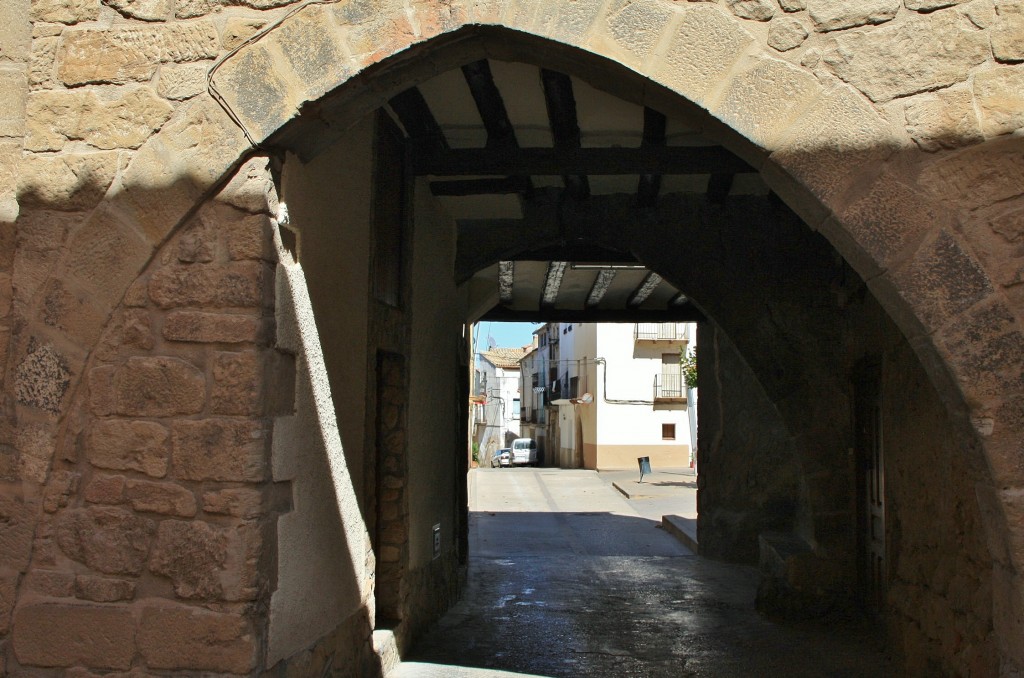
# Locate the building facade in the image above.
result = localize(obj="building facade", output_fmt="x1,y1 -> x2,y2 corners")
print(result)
522,322 -> 694,469
473,347 -> 525,464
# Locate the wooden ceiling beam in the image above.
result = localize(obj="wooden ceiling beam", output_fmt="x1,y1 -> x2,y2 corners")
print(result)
388,87 -> 448,153
481,306 -> 706,323
627,272 -> 664,308
411,145 -> 754,176
430,176 -> 530,196
637,107 -> 667,208
461,60 -> 517,149
707,173 -> 735,204
540,69 -> 589,200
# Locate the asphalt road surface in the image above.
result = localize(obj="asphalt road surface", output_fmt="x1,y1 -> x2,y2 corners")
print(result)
391,468 -> 892,678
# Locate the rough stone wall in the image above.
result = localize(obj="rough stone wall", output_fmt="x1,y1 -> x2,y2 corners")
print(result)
695,321 -> 804,564
6,186 -> 286,673
883,337 -> 996,676
0,0 -> 1021,674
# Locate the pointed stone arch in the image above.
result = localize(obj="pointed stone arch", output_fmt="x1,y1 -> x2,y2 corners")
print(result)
10,0 -> 1024,672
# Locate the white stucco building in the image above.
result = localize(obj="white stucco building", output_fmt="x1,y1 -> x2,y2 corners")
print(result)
521,322 -> 695,470
473,346 -> 526,464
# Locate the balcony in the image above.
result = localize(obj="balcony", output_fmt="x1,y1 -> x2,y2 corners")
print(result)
635,323 -> 687,342
654,373 -> 687,402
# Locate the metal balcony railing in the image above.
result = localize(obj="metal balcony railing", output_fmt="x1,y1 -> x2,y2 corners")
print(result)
654,372 -> 686,400
635,323 -> 686,341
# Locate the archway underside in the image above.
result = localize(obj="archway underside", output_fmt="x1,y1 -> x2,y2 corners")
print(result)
5,3 -> 1024,675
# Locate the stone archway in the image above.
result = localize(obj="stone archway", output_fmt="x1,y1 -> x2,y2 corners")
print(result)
5,0 -> 1024,673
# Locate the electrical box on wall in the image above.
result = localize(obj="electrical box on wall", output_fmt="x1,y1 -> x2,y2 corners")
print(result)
432,523 -> 441,559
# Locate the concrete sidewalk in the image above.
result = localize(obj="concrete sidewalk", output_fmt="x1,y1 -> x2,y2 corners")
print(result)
596,466 -> 699,552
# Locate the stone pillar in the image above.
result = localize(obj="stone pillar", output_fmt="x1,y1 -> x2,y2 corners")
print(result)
0,0 -> 27,224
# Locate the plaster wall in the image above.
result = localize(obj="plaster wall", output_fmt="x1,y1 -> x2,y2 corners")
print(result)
265,118 -> 375,665
407,180 -> 462,570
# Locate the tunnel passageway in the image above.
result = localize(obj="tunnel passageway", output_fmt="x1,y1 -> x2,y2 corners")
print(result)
391,468 -> 892,678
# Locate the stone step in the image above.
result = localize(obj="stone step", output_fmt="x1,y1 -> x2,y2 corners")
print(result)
661,514 -> 698,553
374,629 -> 401,677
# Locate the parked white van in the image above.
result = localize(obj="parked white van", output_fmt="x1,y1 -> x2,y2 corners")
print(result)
510,437 -> 538,466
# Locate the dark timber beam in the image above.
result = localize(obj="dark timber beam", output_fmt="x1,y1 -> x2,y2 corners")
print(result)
707,173 -> 735,204
637,108 -> 667,208
540,69 -> 589,200
498,261 -> 514,303
627,272 -> 663,308
481,306 -> 706,323
411,146 -> 754,176
669,291 -> 690,306
430,176 -> 529,196
388,87 -> 447,153
540,261 -> 568,308
461,60 -> 516,149
586,269 -> 617,308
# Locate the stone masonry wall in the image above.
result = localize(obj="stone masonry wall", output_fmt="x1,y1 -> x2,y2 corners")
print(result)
0,0 -> 1022,673
5,188 -> 288,674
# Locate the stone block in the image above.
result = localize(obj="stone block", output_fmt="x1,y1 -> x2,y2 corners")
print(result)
149,519 -> 228,599
919,136 -> 1024,211
769,84 -> 896,210
835,174 -> 947,273
654,5 -> 755,106
15,337 -> 72,414
24,569 -> 76,597
221,17 -> 267,51
0,495 -> 34,571
907,0 -> 970,7
603,0 -> 675,64
55,506 -> 156,575
74,574 -> 136,602
823,12 -> 989,102
211,351 -> 260,415
904,88 -> 983,151
172,418 -> 269,482
63,206 -> 154,302
0,0 -> 31,64
974,68 -> 1024,137
163,310 -> 264,344
937,300 -> 1024,399
727,0 -> 775,21
806,0 -> 898,31
0,66 -> 26,138
29,36 -> 58,89
94,356 -> 206,418
57,22 -> 219,86
715,56 -> 821,148
26,86 -> 174,152
103,0 -> 172,21
18,152 -> 119,211
890,229 -> 994,335
208,42 -> 297,143
269,4 -> 350,102
17,422 -> 56,484
42,470 -> 80,513
226,212 -> 275,260
148,261 -> 271,309
157,62 -> 209,100
35,277 -> 109,347
13,603 -> 135,669
30,0 -> 99,24
202,487 -> 262,518
83,474 -> 125,504
993,0 -> 1024,62
125,478 -> 197,517
768,17 -> 808,51
138,604 -> 256,673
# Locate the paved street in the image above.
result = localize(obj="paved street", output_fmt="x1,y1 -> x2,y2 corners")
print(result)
390,468 -> 892,678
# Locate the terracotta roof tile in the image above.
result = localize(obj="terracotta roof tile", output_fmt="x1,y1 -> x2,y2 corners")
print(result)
481,347 -> 527,370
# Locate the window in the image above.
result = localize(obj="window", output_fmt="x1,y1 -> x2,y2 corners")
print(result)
512,398 -> 521,419
662,423 -> 676,440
